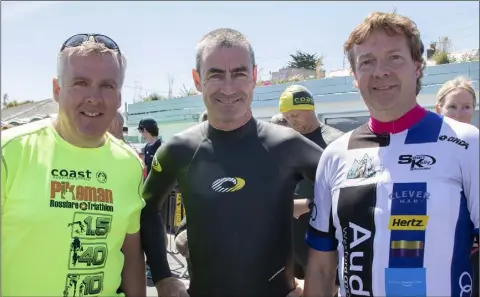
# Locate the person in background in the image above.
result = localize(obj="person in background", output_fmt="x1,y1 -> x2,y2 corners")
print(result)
138,118 -> 162,173
435,76 -> 479,297
278,85 -> 343,297
435,76 -> 477,125
270,113 -> 289,127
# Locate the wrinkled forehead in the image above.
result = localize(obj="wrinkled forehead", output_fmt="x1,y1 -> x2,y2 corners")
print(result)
353,29 -> 409,58
201,44 -> 253,74
283,109 -> 310,119
64,53 -> 122,82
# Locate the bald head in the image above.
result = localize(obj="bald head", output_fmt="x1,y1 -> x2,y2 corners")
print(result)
108,111 -> 125,140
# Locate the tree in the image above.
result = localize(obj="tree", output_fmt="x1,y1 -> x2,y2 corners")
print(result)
179,84 -> 199,97
432,36 -> 455,65
287,51 -> 318,70
3,93 -> 9,107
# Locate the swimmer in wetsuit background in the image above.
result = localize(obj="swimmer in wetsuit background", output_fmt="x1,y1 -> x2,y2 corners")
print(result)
278,85 -> 344,296
141,28 -> 323,297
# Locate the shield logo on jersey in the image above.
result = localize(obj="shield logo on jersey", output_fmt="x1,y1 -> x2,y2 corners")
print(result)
346,153 -> 376,179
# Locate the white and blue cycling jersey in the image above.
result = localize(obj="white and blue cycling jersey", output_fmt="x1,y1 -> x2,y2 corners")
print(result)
306,111 -> 479,297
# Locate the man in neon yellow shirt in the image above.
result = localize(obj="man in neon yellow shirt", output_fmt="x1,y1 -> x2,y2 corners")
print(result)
1,34 -> 146,296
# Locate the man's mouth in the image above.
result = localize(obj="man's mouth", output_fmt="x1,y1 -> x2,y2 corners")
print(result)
373,85 -> 396,91
216,98 -> 241,105
81,111 -> 103,117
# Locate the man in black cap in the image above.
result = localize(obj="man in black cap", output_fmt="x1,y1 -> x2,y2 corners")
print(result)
138,118 -> 162,175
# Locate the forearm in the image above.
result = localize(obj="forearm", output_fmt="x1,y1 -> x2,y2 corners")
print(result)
304,250 -> 337,297
121,248 -> 147,296
140,199 -> 172,283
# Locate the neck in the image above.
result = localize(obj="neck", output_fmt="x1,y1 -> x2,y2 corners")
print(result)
302,119 -> 321,134
145,136 -> 158,144
369,103 -> 427,134
53,117 -> 106,148
209,109 -> 253,131
369,99 -> 417,122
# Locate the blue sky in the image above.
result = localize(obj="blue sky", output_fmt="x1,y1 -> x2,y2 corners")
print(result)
1,1 -> 479,110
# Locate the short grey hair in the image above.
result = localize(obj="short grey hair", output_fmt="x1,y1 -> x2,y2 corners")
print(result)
195,28 -> 255,74
57,37 -> 127,87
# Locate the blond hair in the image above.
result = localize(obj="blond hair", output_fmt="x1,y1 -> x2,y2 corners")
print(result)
344,12 -> 426,95
436,76 -> 477,107
57,37 -> 127,87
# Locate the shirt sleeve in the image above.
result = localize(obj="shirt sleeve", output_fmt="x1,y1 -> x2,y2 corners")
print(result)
1,156 -> 7,211
126,164 -> 146,234
305,147 -> 337,252
461,126 -> 479,234
141,137 -> 185,283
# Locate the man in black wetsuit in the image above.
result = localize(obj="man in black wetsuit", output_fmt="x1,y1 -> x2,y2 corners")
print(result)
141,28 -> 322,297
279,85 -> 344,295
138,118 -> 162,174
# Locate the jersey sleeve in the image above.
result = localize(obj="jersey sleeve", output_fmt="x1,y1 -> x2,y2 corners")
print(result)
141,136 -> 185,283
305,147 -> 337,252
461,126 -> 479,234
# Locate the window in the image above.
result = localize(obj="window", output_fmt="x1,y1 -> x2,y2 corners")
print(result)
325,116 -> 370,132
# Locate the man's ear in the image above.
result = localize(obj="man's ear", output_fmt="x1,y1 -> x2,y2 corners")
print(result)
192,68 -> 202,92
253,65 -> 257,85
414,61 -> 422,79
53,77 -> 61,103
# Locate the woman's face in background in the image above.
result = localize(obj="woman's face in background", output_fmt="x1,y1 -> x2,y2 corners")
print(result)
437,89 -> 475,124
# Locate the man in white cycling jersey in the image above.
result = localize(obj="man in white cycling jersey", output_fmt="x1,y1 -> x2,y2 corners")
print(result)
304,12 -> 479,297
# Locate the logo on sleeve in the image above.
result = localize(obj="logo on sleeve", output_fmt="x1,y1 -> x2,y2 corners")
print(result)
152,158 -> 162,172
211,177 -> 246,193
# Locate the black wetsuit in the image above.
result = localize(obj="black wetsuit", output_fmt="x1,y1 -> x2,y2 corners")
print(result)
292,123 -> 344,279
142,138 -> 162,174
141,118 -> 322,297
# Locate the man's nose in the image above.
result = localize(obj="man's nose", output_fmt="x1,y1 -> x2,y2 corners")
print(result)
220,75 -> 236,96
86,87 -> 102,104
373,61 -> 391,78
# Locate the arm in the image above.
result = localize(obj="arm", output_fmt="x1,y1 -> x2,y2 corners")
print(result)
461,127 -> 479,238
293,134 -> 323,183
121,163 -> 148,296
121,232 -> 146,296
304,147 -> 338,297
1,156 -> 7,211
141,139 -> 183,284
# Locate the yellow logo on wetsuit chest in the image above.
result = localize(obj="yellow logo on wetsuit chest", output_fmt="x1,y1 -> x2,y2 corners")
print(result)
211,177 -> 246,193
152,158 -> 162,172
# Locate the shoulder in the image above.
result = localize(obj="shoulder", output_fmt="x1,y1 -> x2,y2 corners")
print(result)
257,119 -> 305,145
320,122 -> 345,145
162,122 -> 206,156
1,119 -> 51,150
107,135 -> 144,170
321,130 -> 353,163
440,117 -> 479,151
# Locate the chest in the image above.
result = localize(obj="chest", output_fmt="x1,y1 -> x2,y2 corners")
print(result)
332,143 -> 463,223
2,153 -> 136,244
179,138 -> 298,219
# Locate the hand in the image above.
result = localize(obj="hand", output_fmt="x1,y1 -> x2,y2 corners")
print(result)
286,279 -> 303,297
175,230 -> 189,258
293,199 -> 310,219
155,277 -> 189,297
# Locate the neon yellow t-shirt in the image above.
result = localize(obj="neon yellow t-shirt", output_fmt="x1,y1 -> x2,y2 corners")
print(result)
1,120 -> 145,297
